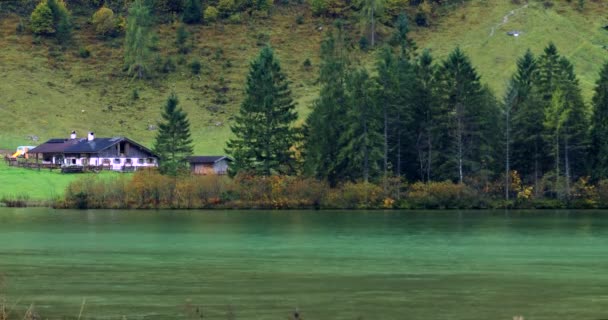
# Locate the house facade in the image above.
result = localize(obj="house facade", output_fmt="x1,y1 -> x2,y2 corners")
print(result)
30,132 -> 158,171
188,156 -> 232,175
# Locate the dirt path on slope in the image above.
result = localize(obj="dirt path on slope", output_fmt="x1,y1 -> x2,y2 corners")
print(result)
489,2 -> 529,37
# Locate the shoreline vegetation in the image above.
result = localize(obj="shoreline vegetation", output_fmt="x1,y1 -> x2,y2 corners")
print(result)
3,167 -> 608,210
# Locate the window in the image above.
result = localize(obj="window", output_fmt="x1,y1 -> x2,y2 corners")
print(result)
125,158 -> 132,164
102,159 -> 111,165
71,159 -> 76,165
138,158 -> 144,164
147,158 -> 155,164
114,158 -> 121,164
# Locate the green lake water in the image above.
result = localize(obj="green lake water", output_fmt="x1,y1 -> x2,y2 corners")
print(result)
0,208 -> 607,320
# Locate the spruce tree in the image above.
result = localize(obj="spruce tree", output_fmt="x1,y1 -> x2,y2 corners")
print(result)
434,47 -> 496,183
510,50 -> 544,189
590,62 -> 608,180
225,46 -> 299,176
47,0 -> 71,44
339,69 -> 383,182
303,22 -> 350,186
182,0 -> 202,24
153,93 -> 194,176
534,44 -> 589,193
411,49 -> 437,182
375,46 -> 414,179
124,0 -> 153,79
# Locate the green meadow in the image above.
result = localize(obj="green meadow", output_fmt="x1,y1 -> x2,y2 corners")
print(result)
0,160 -> 123,201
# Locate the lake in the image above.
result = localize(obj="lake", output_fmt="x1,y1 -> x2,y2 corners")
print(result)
0,208 -> 607,320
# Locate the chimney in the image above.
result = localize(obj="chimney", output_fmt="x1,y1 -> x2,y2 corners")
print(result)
70,131 -> 76,139
88,132 -> 95,141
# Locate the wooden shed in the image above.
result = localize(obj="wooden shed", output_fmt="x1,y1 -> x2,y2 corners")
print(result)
188,156 -> 232,175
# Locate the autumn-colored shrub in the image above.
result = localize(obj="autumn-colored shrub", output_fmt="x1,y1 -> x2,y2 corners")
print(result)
92,7 -> 117,36
596,180 -> 608,208
407,181 -> 483,209
323,182 -> 383,209
204,6 -> 219,22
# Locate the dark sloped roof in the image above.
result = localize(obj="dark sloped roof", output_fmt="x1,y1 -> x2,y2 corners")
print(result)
64,137 -> 123,153
29,137 -> 157,157
29,139 -> 80,153
188,156 -> 232,164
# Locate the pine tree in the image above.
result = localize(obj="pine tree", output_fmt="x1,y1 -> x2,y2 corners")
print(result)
534,44 -> 589,194
182,0 -> 202,24
510,50 -> 544,190
47,0 -> 71,44
339,69 -> 383,182
375,46 -> 414,180
225,46 -> 299,176
303,22 -> 350,186
124,0 -> 153,79
434,47 -> 496,183
590,62 -> 608,180
153,93 -> 194,176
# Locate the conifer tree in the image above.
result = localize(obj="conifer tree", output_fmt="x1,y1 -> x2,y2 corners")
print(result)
590,62 -> 608,180
226,46 -> 299,176
510,50 -> 544,190
303,22 -> 350,186
375,46 -> 414,179
339,69 -> 383,182
411,49 -> 437,182
435,47 -> 496,183
153,93 -> 194,176
534,44 -> 589,193
182,0 -> 202,24
47,0 -> 71,44
124,0 -> 153,79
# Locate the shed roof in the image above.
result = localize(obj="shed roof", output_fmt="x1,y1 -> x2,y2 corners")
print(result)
188,156 -> 232,164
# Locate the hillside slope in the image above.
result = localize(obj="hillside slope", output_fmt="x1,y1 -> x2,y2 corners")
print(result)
0,0 -> 607,154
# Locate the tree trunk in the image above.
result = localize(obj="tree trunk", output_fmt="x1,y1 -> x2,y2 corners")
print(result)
371,7 -> 375,47
534,138 -> 539,197
427,128 -> 432,183
555,131 -> 560,198
505,106 -> 510,201
457,117 -> 464,184
565,133 -> 570,197
363,119 -> 369,183
383,102 -> 388,191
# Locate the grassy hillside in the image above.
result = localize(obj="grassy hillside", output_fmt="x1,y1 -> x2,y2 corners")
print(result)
414,0 -> 608,97
0,0 -> 607,155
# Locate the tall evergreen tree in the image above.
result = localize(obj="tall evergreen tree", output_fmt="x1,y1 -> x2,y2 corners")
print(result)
339,69 -> 383,182
182,0 -> 202,24
376,46 -> 414,180
303,22 -> 350,186
226,46 -> 299,176
590,61 -> 608,180
411,49 -> 437,182
124,0 -> 153,79
510,50 -> 544,190
153,93 -> 194,176
47,0 -> 71,44
534,44 -> 589,194
435,47 -> 496,183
